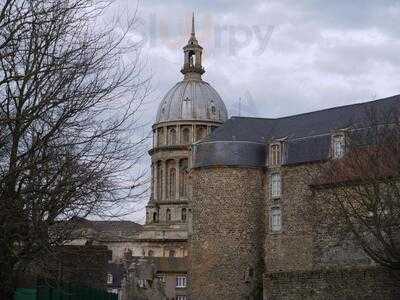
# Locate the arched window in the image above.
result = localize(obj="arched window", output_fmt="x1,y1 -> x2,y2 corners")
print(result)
182,128 -> 190,144
157,128 -> 164,146
168,168 -> 176,199
166,208 -> 171,221
181,208 -> 187,222
196,126 -> 206,140
148,249 -> 154,257
179,159 -> 188,197
169,128 -> 177,145
153,212 -> 158,223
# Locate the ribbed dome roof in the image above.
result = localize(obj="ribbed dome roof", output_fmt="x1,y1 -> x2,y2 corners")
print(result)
155,78 -> 228,123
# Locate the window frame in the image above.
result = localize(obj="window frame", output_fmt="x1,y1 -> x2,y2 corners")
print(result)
176,275 -> 187,288
107,273 -> 113,285
181,208 -> 187,222
166,208 -> 171,221
270,206 -> 282,233
332,134 -> 345,159
270,173 -> 282,198
269,143 -> 282,166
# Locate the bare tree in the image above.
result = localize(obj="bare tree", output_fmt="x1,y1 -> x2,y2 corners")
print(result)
0,0 -> 150,297
306,104 -> 400,274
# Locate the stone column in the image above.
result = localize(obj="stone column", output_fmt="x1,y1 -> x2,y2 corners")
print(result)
153,129 -> 156,148
164,126 -> 168,145
177,124 -> 181,144
150,163 -> 154,199
162,160 -> 167,201
154,162 -> 158,200
175,159 -> 180,200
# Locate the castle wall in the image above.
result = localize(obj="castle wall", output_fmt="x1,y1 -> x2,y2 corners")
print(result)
263,267 -> 400,300
264,165 -> 314,273
263,164 -> 400,299
190,166 -> 265,300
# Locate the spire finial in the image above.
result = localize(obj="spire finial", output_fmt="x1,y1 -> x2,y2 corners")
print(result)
191,12 -> 195,37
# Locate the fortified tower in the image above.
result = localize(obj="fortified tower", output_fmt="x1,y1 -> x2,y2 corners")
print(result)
142,14 -> 228,259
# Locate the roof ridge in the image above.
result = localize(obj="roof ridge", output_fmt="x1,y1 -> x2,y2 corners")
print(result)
231,94 -> 400,121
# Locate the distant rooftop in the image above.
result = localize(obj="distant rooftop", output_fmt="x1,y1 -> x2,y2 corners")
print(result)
71,218 -> 143,241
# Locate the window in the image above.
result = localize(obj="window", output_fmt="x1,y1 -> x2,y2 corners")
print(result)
169,250 -> 175,257
270,144 -> 281,166
182,128 -> 190,144
196,126 -> 206,140
153,212 -> 158,223
176,276 -> 187,288
107,273 -> 113,285
177,296 -> 187,300
157,128 -> 164,146
271,207 -> 282,232
181,208 -> 187,222
169,128 -> 177,145
332,135 -> 345,159
157,274 -> 166,284
166,209 -> 171,221
148,250 -> 154,257
169,168 -> 176,198
271,173 -> 281,198
138,279 -> 147,289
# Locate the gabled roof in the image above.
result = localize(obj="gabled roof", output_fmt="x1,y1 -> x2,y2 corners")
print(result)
71,218 -> 143,241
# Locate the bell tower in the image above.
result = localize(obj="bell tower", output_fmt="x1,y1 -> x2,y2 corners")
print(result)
181,13 -> 205,80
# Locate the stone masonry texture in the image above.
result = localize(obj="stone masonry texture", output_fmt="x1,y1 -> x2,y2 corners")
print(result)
190,166 -> 265,300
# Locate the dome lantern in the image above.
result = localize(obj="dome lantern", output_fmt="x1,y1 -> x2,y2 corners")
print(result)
181,13 -> 205,80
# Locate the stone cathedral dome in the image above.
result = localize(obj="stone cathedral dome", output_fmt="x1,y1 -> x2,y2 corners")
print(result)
155,79 -> 228,123
155,15 -> 228,124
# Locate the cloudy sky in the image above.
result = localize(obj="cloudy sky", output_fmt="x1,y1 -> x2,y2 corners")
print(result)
110,0 -> 400,222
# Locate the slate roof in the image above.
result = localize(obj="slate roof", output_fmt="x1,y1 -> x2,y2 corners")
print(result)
205,94 -> 400,143
197,94 -> 400,166
71,218 -> 143,241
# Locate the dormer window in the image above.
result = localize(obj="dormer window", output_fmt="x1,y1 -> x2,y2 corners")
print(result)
332,134 -> 345,159
270,143 -> 281,166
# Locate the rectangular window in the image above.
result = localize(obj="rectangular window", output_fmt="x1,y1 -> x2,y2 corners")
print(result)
176,276 -> 187,288
270,144 -> 281,166
107,273 -> 113,285
176,296 -> 187,300
332,135 -> 345,158
271,207 -> 282,232
271,173 -> 281,198
156,274 -> 166,284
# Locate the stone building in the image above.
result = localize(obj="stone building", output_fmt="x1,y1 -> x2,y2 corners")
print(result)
189,94 -> 400,299
70,17 -> 400,300
69,15 -> 228,300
